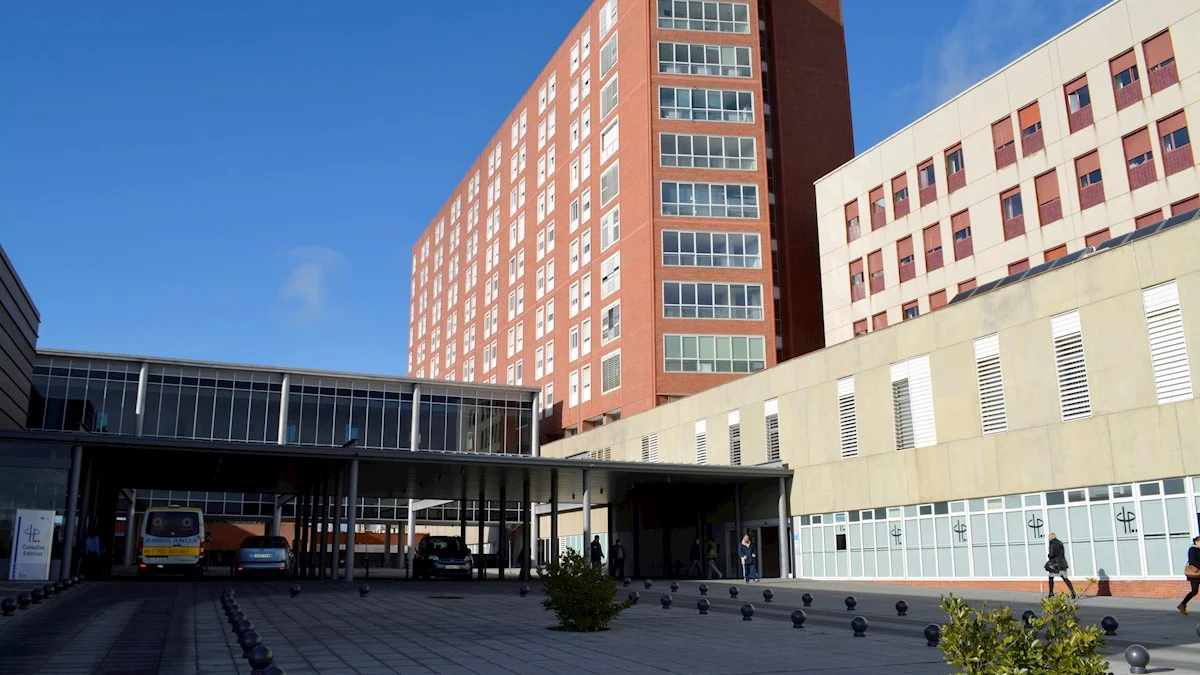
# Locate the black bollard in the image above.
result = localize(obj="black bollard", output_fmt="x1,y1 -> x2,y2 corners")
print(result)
844,595 -> 857,611
699,583 -> 709,596
740,603 -> 755,621
234,619 -> 255,638
248,645 -> 274,675
660,594 -> 673,610
359,583 -> 370,597
896,600 -> 909,616
670,581 -> 679,593
801,592 -> 813,607
790,609 -> 807,629
1195,622 -> 1200,639
851,616 -> 868,637
16,593 -> 31,610
729,586 -> 739,599
53,581 -> 63,594
1,598 -> 15,616
289,584 -> 301,598
762,589 -> 773,603
239,631 -> 263,658
1021,610 -> 1036,628
627,591 -> 640,605
263,667 -> 287,675
623,577 -> 631,587
643,579 -> 653,590
697,598 -> 710,615
923,623 -> 941,647
229,611 -> 246,627
223,587 -> 235,598
42,584 -> 54,599
1124,645 -> 1150,674
519,585 -> 529,597
30,588 -> 44,604
1100,615 -> 1118,635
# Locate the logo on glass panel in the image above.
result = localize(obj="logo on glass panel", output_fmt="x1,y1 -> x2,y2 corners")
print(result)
1115,506 -> 1138,534
890,526 -> 902,546
1026,514 -> 1044,539
952,520 -> 967,543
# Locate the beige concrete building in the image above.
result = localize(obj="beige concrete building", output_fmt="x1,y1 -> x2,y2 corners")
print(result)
542,213 -> 1200,595
817,0 -> 1200,348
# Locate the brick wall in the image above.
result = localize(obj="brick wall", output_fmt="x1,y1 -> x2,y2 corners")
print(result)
862,577 -> 1193,600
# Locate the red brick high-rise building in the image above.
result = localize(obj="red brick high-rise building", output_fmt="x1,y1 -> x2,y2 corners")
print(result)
408,0 -> 853,441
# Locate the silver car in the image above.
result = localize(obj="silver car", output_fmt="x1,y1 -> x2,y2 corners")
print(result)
232,536 -> 294,577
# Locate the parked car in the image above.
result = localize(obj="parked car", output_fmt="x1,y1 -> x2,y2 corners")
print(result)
232,536 -> 294,578
413,535 -> 473,579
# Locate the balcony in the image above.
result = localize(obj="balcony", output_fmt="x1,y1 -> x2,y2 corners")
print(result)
1021,129 -> 1045,156
894,198 -> 910,219
954,236 -> 973,261
1068,106 -> 1093,133
948,170 -> 966,193
1127,160 -> 1158,190
1079,182 -> 1105,210
869,273 -> 885,295
1164,145 -> 1194,177
919,183 -> 937,206
1115,84 -> 1141,111
870,209 -> 886,230
1003,215 -> 1025,241
925,248 -> 943,272
1149,61 -> 1179,94
995,144 -> 1016,169
899,262 -> 916,283
851,282 -> 865,302
1038,198 -> 1062,225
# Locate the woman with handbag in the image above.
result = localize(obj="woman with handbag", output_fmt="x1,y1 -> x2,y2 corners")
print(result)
1045,532 -> 1076,599
1179,535 -> 1200,615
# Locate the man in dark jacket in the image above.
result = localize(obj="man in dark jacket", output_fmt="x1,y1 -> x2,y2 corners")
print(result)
1045,532 -> 1076,599
684,537 -> 704,578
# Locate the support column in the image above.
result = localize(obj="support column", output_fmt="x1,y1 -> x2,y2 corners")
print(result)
277,373 -> 290,444
777,477 -> 789,579
298,490 -> 310,578
459,481 -> 467,540
521,476 -> 531,581
498,484 -> 507,581
477,489 -> 486,580
530,504 -> 540,569
530,392 -> 540,457
331,471 -> 343,579
581,469 -> 592,563
343,459 -> 359,581
632,489 -> 641,578
121,489 -> 138,566
134,362 -> 149,437
292,489 -> 303,573
733,483 -> 742,539
318,475 -> 329,579
406,499 -> 416,577
549,471 -> 559,564
272,498 -> 283,537
60,445 -> 84,581
383,524 -> 391,568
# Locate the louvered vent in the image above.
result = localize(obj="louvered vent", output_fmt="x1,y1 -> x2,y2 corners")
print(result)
728,410 -> 741,466
891,355 -> 936,449
764,398 -> 780,463
1142,281 -> 1193,404
837,377 -> 858,459
641,433 -> 659,463
694,420 -> 708,465
1051,311 -> 1091,421
974,334 -> 1008,434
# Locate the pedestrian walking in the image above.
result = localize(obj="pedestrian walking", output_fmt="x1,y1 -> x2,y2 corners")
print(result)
589,535 -> 605,571
684,537 -> 704,578
705,537 -> 723,579
738,533 -> 759,583
610,538 -> 626,579
1044,532 -> 1076,599
1177,535 -> 1200,615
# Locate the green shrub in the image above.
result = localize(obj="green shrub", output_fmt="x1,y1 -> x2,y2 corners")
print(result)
938,593 -> 1109,675
537,548 -> 631,631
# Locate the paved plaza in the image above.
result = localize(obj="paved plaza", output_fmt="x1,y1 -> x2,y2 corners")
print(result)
0,577 -> 1198,675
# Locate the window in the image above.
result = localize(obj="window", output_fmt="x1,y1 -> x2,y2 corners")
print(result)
1110,50 -> 1141,110
1064,75 -> 1093,133
929,290 -> 947,310
1018,101 -> 1043,155
845,200 -> 860,242
658,0 -> 751,33
600,163 -> 620,206
1158,111 -> 1192,177
849,259 -> 865,302
663,334 -> 766,373
658,42 -> 753,78
599,0 -> 617,37
570,41 -> 580,74
600,206 -> 620,251
1044,244 -> 1068,261
1142,281 -> 1192,404
923,224 -> 943,272
600,119 -> 619,163
958,278 -> 976,294
659,86 -> 754,123
867,249 -> 884,294
837,377 -> 858,460
581,229 -> 592,265
663,281 -> 764,319
546,300 -> 555,332
582,27 -> 591,59
902,300 -> 918,320
727,411 -> 741,466
662,230 -> 760,268
1001,187 -> 1024,240
601,350 -> 621,393
581,364 -> 592,402
601,302 -> 620,344
569,239 -> 580,274
600,78 -> 619,120
640,432 -> 659,462
992,117 -> 1015,169
917,158 -> 937,206
542,383 -> 554,418
569,370 -> 580,407
600,252 -> 620,297
582,66 -> 592,99
546,337 -> 555,371
945,144 -> 965,191
1171,195 -> 1200,215
581,272 -> 592,309
569,283 -> 580,318
1035,170 -> 1061,225
892,173 -> 910,218
974,334 -> 1008,435
1143,30 -> 1178,93
897,236 -> 915,282
869,185 -> 885,229
661,133 -> 756,170
1075,151 -> 1104,209
890,355 -> 936,450
1052,310 -> 1091,421
600,34 -> 618,78
1008,259 -> 1029,275
661,181 -> 758,218
694,420 -> 708,465
581,188 -> 592,222
872,311 -> 887,331
1124,127 -> 1157,189
764,398 -> 780,463
1135,211 -> 1162,230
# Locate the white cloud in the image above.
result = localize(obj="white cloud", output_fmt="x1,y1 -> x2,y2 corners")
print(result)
279,245 -> 347,324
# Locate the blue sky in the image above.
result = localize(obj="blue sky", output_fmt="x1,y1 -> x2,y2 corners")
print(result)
0,0 -> 1106,375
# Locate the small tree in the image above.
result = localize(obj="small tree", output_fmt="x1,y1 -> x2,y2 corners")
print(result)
938,593 -> 1108,675
538,548 -> 631,631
